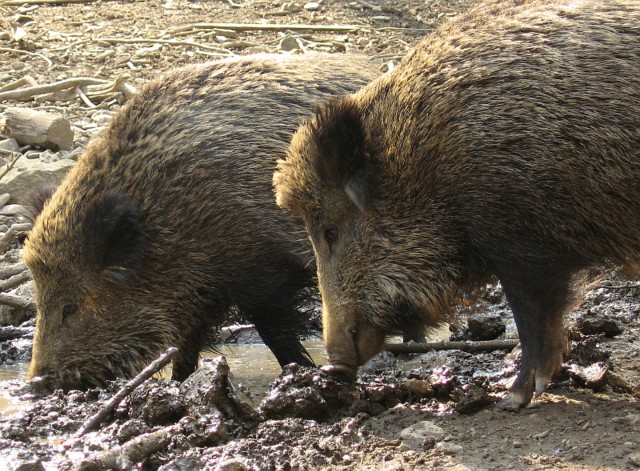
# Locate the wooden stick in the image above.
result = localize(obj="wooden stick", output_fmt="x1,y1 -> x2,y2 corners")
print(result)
78,424 -> 180,471
1,0 -> 98,5
0,263 -> 27,280
92,37 -> 233,54
0,325 -> 33,341
75,347 -> 178,437
0,270 -> 31,293
385,339 -> 519,355
167,22 -> 362,33
0,77 -> 109,102
0,76 -> 38,94
0,48 -> 52,67
0,292 -> 35,310
0,223 -> 32,252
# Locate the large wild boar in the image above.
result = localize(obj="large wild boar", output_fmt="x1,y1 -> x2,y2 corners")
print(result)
24,53 -> 380,392
274,0 -> 640,409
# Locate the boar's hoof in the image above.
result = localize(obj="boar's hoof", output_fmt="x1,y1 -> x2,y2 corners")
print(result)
320,364 -> 357,381
498,391 -> 531,411
29,376 -> 50,395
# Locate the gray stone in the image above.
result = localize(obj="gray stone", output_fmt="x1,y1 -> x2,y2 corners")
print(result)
0,158 -> 75,205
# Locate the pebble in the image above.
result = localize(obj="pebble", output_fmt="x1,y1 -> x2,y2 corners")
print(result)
400,420 -> 444,451
303,2 -> 320,11
513,441 -> 522,448
278,36 -> 302,51
629,452 -> 640,467
0,138 -> 20,153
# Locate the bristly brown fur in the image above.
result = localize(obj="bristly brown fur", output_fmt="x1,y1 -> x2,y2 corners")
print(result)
274,0 -> 640,407
25,53 -> 381,392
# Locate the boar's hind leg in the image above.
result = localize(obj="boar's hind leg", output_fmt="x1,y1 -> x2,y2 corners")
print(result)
498,269 -> 571,410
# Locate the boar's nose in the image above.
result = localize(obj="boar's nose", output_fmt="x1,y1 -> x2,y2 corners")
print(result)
321,363 -> 357,381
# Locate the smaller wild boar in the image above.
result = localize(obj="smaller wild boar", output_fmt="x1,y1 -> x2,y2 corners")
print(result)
25,53 -> 381,392
275,0 -> 640,409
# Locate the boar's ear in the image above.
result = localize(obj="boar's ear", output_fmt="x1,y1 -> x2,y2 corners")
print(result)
312,98 -> 377,211
82,192 -> 145,285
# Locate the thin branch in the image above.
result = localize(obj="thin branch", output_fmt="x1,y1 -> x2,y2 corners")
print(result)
385,339 -> 519,355
0,152 -> 23,182
0,76 -> 38,94
0,270 -> 32,292
75,347 -> 178,437
0,222 -> 32,252
0,293 -> 35,310
0,47 -> 52,67
0,263 -> 27,280
78,424 -> 180,471
167,22 -> 362,34
0,77 -> 109,102
92,37 -> 233,54
1,0 -> 98,5
0,325 -> 33,341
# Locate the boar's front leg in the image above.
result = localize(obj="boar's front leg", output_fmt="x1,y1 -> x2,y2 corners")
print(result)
498,269 -> 571,410
172,323 -> 211,381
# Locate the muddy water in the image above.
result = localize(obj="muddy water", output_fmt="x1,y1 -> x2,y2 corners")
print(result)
0,327 -> 451,414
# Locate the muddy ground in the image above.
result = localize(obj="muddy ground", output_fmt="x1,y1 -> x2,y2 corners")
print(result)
0,0 -> 639,469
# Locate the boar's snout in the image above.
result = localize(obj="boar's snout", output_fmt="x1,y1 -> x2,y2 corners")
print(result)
321,300 -> 386,381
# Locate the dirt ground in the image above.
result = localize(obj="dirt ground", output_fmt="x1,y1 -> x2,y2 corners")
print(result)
0,0 -> 639,470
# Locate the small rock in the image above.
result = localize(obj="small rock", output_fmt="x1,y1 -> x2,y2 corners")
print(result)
0,158 -> 75,205
215,458 -> 251,471
513,441 -> 522,448
0,138 -> 20,153
401,378 -> 433,398
303,1 -> 320,11
468,314 -> 506,341
281,2 -> 302,13
400,420 -> 444,451
629,453 -> 640,467
566,362 -> 608,391
278,35 -> 302,51
576,315 -> 623,337
437,442 -> 463,455
12,459 -> 45,471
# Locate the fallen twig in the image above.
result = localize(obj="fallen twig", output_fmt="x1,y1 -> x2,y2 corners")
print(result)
385,339 -> 519,355
1,0 -> 98,5
78,423 -> 180,471
0,76 -> 38,94
0,77 -> 109,102
0,47 -> 52,67
92,37 -> 233,54
0,293 -> 35,310
0,270 -> 31,292
0,325 -> 33,341
168,22 -> 362,34
0,222 -> 32,252
75,347 -> 178,437
0,263 -> 27,280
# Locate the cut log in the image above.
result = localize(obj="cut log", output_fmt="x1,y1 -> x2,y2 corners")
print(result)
1,107 -> 74,151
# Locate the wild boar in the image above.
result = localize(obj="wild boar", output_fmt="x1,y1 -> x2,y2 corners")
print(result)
274,0 -> 640,409
25,53 -> 380,391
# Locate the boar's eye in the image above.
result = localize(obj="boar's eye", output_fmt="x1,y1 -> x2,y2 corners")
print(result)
61,303 -> 78,326
324,227 -> 338,245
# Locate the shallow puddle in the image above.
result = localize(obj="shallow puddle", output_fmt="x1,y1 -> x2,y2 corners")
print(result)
0,327 -> 451,415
